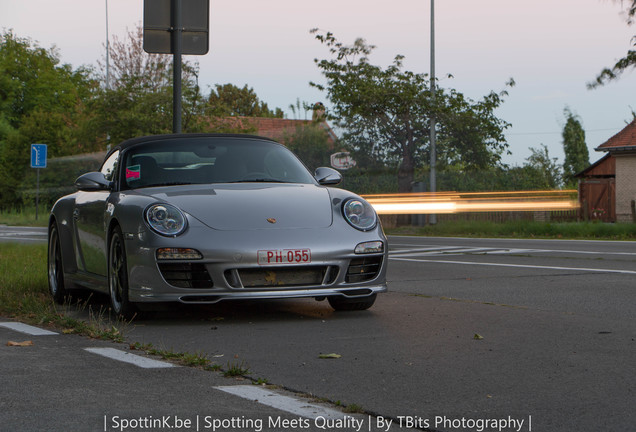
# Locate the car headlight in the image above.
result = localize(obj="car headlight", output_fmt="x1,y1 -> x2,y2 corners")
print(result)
145,204 -> 187,236
342,198 -> 377,231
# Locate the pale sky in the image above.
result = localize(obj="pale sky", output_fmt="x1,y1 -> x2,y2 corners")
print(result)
2,0 -> 634,166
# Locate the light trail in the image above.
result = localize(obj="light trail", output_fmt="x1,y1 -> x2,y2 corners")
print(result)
363,190 -> 579,215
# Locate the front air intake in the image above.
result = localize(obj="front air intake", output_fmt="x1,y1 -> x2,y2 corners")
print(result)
158,262 -> 213,288
346,257 -> 382,283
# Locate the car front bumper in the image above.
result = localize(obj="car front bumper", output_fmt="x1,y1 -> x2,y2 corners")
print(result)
124,225 -> 388,304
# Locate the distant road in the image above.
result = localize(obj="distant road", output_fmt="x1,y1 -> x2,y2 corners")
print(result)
0,225 -> 47,243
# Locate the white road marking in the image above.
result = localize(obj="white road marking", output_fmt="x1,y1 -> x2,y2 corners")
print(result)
390,246 -> 461,254
0,322 -> 58,336
84,347 -> 177,369
390,256 -> 636,275
390,246 -> 544,257
215,385 -> 351,419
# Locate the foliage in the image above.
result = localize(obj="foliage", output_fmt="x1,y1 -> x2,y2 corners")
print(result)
589,0 -> 636,87
281,123 -> 332,171
561,108 -> 589,187
206,83 -> 284,118
19,152 -> 104,210
524,144 -> 562,189
310,30 -> 512,193
94,25 -> 206,144
0,30 -> 100,210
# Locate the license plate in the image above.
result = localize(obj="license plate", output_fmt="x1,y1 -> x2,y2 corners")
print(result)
257,249 -> 311,265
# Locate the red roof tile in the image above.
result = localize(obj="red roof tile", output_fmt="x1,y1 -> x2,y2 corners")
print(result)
209,116 -> 337,144
596,118 -> 636,151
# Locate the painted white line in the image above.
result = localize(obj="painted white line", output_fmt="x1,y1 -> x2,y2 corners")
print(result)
84,348 -> 176,369
390,247 -> 543,257
215,385 -> 351,420
390,257 -> 636,275
0,322 -> 58,336
390,245 -> 460,253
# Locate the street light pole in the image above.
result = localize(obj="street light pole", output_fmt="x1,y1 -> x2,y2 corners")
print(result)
429,0 -> 437,225
172,0 -> 183,134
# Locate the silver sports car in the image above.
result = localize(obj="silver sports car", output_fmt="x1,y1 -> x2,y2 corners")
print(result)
48,134 -> 387,318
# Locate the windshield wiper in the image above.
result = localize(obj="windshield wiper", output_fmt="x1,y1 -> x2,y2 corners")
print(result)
147,181 -> 195,187
229,178 -> 290,183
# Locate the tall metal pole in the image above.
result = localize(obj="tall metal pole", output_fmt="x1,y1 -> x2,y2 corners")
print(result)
429,0 -> 437,225
105,0 -> 111,149
172,0 -> 183,133
105,0 -> 110,90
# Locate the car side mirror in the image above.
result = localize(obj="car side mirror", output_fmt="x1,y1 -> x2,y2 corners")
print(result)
314,167 -> 342,185
75,172 -> 113,191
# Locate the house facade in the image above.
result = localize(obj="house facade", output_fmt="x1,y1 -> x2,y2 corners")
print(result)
594,118 -> 636,223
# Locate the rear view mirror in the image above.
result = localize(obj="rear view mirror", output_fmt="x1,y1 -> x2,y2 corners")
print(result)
314,167 -> 342,185
75,172 -> 112,191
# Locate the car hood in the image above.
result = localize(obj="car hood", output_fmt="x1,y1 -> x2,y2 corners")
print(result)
138,183 -> 333,230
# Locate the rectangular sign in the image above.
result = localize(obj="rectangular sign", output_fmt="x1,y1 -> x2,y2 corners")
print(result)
143,0 -> 209,55
31,144 -> 47,168
257,249 -> 311,265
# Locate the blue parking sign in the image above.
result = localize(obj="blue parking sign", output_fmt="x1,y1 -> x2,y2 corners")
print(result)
31,143 -> 47,168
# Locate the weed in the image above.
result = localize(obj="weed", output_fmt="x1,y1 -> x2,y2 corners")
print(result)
129,342 -> 214,368
223,360 -> 250,377
343,403 -> 365,414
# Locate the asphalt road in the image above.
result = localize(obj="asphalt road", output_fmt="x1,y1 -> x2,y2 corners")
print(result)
1,232 -> 635,432
0,225 -> 47,243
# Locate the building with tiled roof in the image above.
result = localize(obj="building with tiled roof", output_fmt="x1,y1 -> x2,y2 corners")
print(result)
207,103 -> 337,146
596,118 -> 636,153
217,117 -> 338,145
591,118 -> 636,222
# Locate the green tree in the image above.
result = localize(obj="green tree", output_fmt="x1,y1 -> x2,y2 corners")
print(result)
310,30 -> 512,193
206,83 -> 284,118
561,108 -> 589,187
94,25 -> 206,143
589,0 -> 635,87
281,123 -> 332,171
0,30 -> 98,209
524,144 -> 562,189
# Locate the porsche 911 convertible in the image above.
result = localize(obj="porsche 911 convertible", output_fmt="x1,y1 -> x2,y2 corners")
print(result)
48,134 -> 387,318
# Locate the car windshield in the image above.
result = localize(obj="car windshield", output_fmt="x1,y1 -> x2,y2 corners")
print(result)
120,136 -> 317,189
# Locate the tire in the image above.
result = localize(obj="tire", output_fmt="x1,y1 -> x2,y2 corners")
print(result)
328,293 -> 377,311
108,226 -> 137,320
48,223 -> 68,304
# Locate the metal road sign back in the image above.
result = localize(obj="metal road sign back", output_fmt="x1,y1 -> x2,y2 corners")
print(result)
143,0 -> 209,55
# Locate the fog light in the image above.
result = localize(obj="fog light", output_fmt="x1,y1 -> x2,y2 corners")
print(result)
354,241 -> 384,254
156,248 -> 203,260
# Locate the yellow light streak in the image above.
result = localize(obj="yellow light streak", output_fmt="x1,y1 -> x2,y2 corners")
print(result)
363,190 -> 579,214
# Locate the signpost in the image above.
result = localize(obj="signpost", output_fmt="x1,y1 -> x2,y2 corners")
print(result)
30,144 -> 47,220
143,0 -> 210,133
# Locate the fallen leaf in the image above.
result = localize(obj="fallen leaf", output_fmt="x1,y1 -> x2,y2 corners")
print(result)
7,340 -> 34,347
473,333 -> 484,340
319,353 -> 342,359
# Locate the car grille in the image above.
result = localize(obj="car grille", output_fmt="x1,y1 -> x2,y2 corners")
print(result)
225,266 -> 335,289
158,263 -> 214,288
346,256 -> 383,283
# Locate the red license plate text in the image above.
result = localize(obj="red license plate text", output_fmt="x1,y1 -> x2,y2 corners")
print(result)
257,249 -> 311,265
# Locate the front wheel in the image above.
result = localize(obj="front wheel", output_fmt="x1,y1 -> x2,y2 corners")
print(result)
48,223 -> 68,304
108,226 -> 137,320
328,293 -> 377,311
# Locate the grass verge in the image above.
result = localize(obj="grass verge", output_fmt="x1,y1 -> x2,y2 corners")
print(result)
387,220 -> 636,240
0,207 -> 48,227
0,242 -> 124,342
